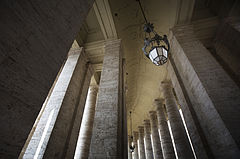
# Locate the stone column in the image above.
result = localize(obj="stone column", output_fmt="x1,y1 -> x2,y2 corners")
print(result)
21,48 -> 93,159
74,85 -> 98,159
138,126 -> 146,159
171,24 -> 240,158
133,131 -> 139,159
143,120 -> 154,159
161,82 -> 194,159
128,135 -> 133,159
89,39 -> 124,158
167,56 -> 210,159
149,111 -> 163,159
154,99 -> 175,159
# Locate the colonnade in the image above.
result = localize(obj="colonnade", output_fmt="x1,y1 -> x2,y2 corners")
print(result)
21,39 -> 126,159
128,82 -> 195,159
20,17 -> 240,159
127,17 -> 240,159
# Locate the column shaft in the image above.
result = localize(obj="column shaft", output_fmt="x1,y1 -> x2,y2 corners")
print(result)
133,131 -> 139,159
89,39 -> 124,158
154,99 -> 175,159
149,111 -> 163,159
167,57 -> 210,159
143,120 -> 153,159
171,24 -> 240,158
161,82 -> 194,159
74,85 -> 98,159
138,126 -> 146,159
22,48 -> 93,159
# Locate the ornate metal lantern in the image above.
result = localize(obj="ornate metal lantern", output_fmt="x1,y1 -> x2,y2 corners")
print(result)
129,111 -> 135,153
137,0 -> 170,66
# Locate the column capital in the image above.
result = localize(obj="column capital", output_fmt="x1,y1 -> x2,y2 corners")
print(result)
149,111 -> 157,120
171,24 -> 194,34
170,24 -> 196,43
89,85 -> 99,94
133,131 -> 139,140
153,98 -> 165,113
68,47 -> 83,56
138,126 -> 144,133
161,81 -> 174,99
153,98 -> 164,107
161,81 -> 172,89
143,119 -> 151,126
105,39 -> 122,48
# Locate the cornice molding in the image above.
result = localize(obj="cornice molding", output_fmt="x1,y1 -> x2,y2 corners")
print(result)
93,0 -> 118,40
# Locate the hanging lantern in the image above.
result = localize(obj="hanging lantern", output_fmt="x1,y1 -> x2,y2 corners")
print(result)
129,111 -> 135,153
137,0 -> 170,66
129,136 -> 135,153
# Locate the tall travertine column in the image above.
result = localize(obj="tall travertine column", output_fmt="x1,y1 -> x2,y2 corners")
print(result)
22,48 -> 93,159
167,55 -> 210,159
154,99 -> 175,159
89,39 -> 124,158
138,126 -> 146,159
171,24 -> 240,158
143,120 -> 154,159
149,111 -> 163,159
161,82 -> 194,159
133,131 -> 139,159
128,135 -> 133,159
74,85 -> 98,159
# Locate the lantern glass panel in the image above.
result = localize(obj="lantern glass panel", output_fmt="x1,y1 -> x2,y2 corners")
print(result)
162,47 -> 168,58
148,46 -> 168,65
157,47 -> 163,56
149,54 -> 154,62
149,48 -> 158,63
